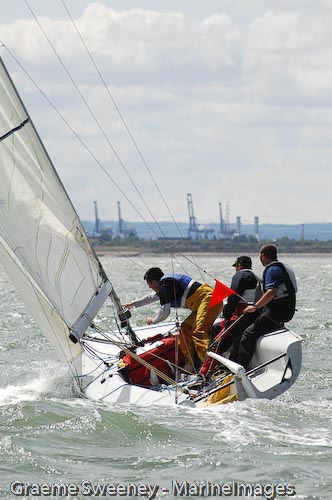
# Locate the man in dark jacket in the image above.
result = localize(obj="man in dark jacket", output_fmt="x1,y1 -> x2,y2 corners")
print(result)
223,255 -> 261,324
215,255 -> 262,355
230,244 -> 297,368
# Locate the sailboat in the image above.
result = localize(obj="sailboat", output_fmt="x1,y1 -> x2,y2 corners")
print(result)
0,55 -> 302,407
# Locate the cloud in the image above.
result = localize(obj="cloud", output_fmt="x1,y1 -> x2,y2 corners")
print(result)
77,5 -> 241,72
1,1 -> 331,225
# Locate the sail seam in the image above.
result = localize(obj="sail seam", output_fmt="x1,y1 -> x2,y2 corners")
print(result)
0,118 -> 29,142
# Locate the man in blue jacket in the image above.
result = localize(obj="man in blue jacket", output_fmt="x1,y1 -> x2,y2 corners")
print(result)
230,244 -> 297,368
124,267 -> 223,371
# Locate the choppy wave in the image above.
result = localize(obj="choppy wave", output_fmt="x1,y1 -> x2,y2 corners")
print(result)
0,255 -> 331,499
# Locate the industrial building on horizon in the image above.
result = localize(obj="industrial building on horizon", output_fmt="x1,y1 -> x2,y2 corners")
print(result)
186,193 -> 259,241
92,200 -> 137,239
91,193 -> 260,242
85,198 -> 331,242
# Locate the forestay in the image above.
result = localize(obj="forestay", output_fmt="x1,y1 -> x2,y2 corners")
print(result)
0,57 -> 109,365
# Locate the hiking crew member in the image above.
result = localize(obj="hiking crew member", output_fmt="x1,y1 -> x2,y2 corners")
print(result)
229,244 -> 297,369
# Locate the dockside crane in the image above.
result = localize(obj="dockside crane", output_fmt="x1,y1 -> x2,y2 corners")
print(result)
93,200 -> 101,235
117,201 -> 137,238
219,202 -> 226,237
117,201 -> 124,235
187,193 -> 214,239
254,216 -> 260,241
187,193 -> 198,239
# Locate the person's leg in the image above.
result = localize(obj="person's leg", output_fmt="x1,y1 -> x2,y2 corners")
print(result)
189,285 -> 223,362
236,312 -> 279,368
178,312 -> 196,371
222,312 -> 258,354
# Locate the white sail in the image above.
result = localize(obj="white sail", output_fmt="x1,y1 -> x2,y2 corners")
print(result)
0,57 -> 110,364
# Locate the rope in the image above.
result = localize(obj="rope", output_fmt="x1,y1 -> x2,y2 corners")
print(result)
91,324 -> 188,393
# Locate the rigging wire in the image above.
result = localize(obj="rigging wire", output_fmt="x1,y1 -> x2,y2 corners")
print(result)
7,3 -> 211,281
27,0 -> 208,282
59,0 -> 209,282
25,0 -> 168,241
61,0 -> 186,241
0,45 -> 216,283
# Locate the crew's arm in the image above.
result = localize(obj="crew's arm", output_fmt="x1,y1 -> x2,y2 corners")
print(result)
146,303 -> 171,325
244,288 -> 276,313
123,292 -> 159,309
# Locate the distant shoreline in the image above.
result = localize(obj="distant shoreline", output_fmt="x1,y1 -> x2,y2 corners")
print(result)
97,251 -> 332,258
94,241 -> 332,256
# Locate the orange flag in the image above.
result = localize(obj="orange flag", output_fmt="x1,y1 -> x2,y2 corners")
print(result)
209,279 -> 236,308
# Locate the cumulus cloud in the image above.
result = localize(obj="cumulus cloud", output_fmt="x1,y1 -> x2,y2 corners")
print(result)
0,1 -> 331,224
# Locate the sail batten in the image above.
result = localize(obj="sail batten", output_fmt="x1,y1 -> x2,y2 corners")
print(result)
0,56 -> 109,364
0,117 -> 29,142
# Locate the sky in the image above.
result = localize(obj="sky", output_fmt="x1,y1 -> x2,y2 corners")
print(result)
1,0 -> 332,227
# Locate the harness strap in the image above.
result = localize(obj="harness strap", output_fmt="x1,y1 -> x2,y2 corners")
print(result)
181,279 -> 195,307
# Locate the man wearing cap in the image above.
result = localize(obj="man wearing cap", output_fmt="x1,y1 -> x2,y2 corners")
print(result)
224,256 -> 262,324
198,256 -> 262,381
217,256 -> 262,354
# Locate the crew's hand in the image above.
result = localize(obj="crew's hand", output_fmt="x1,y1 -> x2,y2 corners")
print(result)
244,305 -> 257,314
146,317 -> 154,325
122,303 -> 132,309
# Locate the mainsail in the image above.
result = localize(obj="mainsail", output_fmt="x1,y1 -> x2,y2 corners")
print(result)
0,56 -> 111,365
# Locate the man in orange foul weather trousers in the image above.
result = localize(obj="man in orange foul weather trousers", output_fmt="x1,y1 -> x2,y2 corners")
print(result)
123,267 -> 223,372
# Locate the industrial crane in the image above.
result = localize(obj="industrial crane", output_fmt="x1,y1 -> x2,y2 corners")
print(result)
187,193 -> 214,239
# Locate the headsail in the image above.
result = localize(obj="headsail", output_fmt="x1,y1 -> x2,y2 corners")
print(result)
0,56 -> 110,364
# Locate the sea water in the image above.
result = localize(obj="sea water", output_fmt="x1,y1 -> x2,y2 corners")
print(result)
0,253 -> 331,500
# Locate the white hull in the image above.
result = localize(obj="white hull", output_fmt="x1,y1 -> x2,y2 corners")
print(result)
74,322 -> 302,407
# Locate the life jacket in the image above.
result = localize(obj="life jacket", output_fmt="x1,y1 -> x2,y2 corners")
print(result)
160,273 -> 197,308
119,334 -> 185,387
263,261 -> 297,300
236,269 -> 263,305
